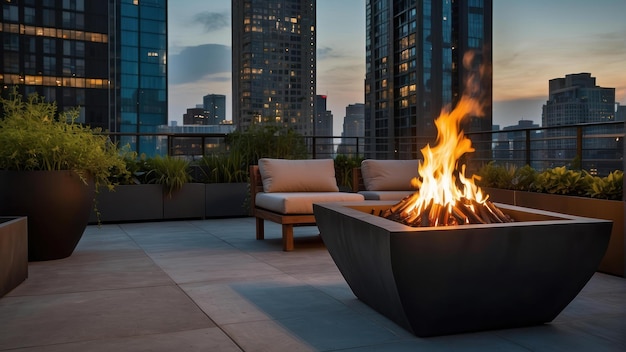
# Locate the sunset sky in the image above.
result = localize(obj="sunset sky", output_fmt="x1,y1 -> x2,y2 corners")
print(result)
168,0 -> 626,133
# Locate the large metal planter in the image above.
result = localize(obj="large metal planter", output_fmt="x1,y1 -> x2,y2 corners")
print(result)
485,188 -> 625,277
205,183 -> 249,218
89,184 -> 163,223
0,216 -> 28,297
163,183 -> 206,219
314,201 -> 612,337
0,170 -> 94,261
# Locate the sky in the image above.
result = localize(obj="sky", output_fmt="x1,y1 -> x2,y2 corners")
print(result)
168,0 -> 626,134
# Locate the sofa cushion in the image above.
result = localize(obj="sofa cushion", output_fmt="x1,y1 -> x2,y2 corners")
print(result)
255,192 -> 365,214
361,159 -> 419,191
359,190 -> 415,201
258,158 -> 339,193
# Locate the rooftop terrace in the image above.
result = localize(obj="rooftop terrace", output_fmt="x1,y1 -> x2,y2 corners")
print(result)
1,218 -> 625,351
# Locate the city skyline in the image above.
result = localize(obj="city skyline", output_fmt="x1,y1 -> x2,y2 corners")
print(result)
168,0 -> 626,134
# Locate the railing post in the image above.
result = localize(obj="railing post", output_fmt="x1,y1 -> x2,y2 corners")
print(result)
525,129 -> 531,166
576,127 -> 583,169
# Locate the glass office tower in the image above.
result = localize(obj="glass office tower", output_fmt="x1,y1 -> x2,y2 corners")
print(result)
365,0 -> 492,160
232,0 -> 316,136
110,0 -> 168,155
1,1 -> 109,129
0,0 -> 167,155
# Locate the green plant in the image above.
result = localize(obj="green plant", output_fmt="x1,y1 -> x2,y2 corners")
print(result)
226,124 -> 309,165
586,170 -> 623,200
532,166 -> 593,196
476,162 -> 623,200
476,162 -> 536,191
0,88 -> 127,190
198,152 -> 249,183
334,154 -> 364,189
144,155 -> 191,196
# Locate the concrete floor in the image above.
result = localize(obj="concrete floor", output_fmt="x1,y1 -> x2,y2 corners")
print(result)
1,217 -> 625,351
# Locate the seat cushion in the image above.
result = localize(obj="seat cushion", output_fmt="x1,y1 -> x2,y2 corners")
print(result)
359,190 -> 415,201
258,158 -> 339,193
361,159 -> 419,191
256,192 -> 365,214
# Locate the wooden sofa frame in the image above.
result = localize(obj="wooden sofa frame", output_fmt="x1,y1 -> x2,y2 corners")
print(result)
352,167 -> 366,193
249,165 -> 317,251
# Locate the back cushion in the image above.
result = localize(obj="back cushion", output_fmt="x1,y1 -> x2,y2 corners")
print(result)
361,159 -> 419,191
258,158 -> 339,193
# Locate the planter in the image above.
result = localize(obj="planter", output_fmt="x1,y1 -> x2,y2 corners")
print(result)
314,201 -> 612,337
0,217 -> 28,297
89,184 -> 163,223
484,188 -> 625,277
205,183 -> 249,218
163,183 -> 206,219
0,170 -> 95,261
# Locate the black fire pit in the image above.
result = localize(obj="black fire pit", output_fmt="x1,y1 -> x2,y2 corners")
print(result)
313,201 -> 612,337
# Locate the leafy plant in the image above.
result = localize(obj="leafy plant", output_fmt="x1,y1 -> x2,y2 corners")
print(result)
532,166 -> 593,196
334,154 -> 364,189
198,152 -> 249,183
586,170 -> 623,200
226,124 -> 309,165
476,162 -> 622,200
476,162 -> 536,191
144,155 -> 191,196
0,88 -> 127,190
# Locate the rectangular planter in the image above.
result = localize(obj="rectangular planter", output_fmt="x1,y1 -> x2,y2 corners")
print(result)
484,188 -> 625,277
205,183 -> 249,218
0,216 -> 28,298
89,184 -> 164,223
163,183 -> 206,219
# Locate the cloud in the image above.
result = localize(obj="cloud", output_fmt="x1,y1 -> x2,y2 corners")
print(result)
192,11 -> 230,33
317,46 -> 336,59
168,44 -> 231,84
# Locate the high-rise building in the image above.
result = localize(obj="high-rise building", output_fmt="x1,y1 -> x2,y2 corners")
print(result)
365,0 -> 493,159
183,107 -> 207,125
1,1 -> 109,128
314,95 -> 333,157
232,0 -> 316,136
203,94 -> 227,125
542,73 -> 615,126
337,103 -> 365,156
542,73 -> 617,173
1,1 -> 167,154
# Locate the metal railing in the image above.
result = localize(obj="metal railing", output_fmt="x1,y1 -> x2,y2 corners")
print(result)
104,121 -> 624,176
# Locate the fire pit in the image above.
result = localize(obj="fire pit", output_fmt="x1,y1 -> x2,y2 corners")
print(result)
314,201 -> 612,337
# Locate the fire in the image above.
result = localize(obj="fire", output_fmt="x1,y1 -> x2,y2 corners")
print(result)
382,52 -> 512,226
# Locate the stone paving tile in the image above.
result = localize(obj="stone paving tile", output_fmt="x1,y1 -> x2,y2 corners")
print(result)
2,218 -> 625,352
0,286 -> 214,350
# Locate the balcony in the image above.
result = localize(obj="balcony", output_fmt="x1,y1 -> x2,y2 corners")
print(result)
1,218 -> 625,350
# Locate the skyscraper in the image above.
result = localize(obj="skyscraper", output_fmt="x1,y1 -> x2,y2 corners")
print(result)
203,94 -> 227,125
1,1 -> 109,129
542,73 -> 617,173
365,0 -> 492,159
1,1 -> 167,154
314,94 -> 333,157
110,0 -> 168,155
231,0 -> 316,136
542,73 -> 615,127
337,103 -> 365,156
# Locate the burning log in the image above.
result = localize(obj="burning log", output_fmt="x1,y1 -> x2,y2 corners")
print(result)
380,195 -> 513,227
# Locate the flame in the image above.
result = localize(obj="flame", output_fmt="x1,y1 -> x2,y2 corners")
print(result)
391,51 -> 496,226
